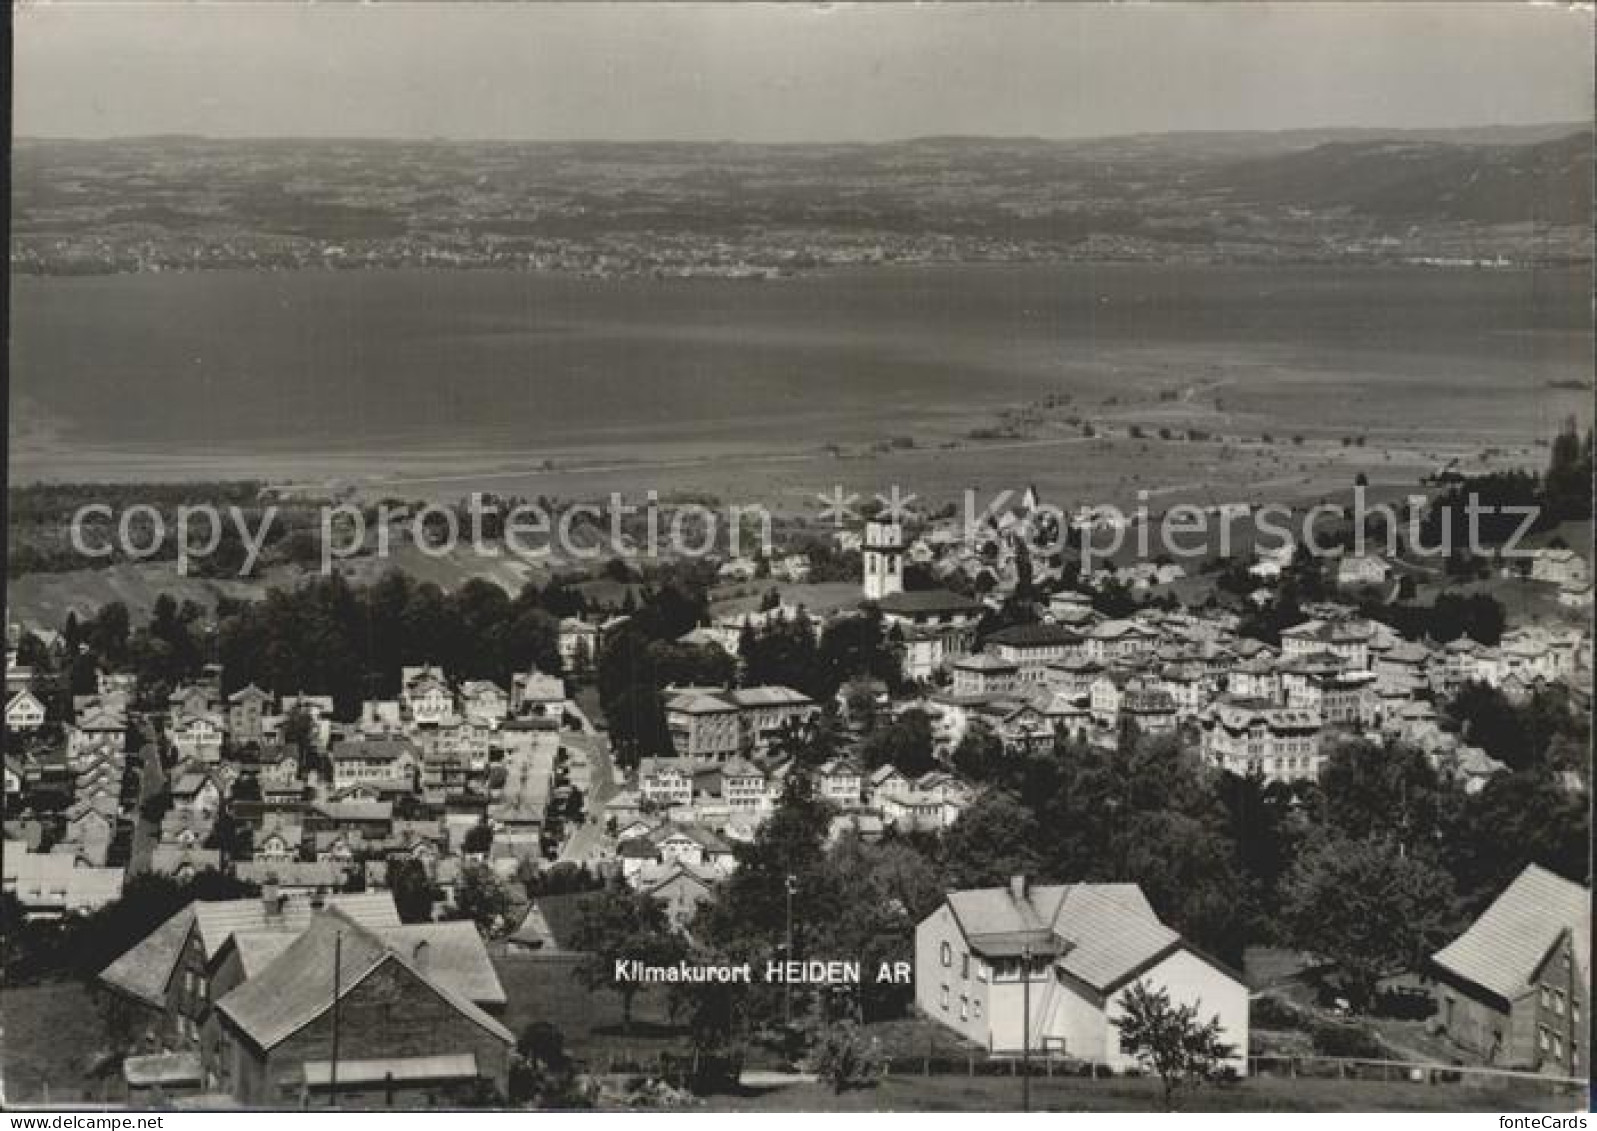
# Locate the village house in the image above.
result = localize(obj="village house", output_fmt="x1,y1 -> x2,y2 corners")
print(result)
664,685 -> 817,759
401,665 -> 457,727
60,797 -> 118,867
1280,659 -> 1378,727
665,691 -> 742,759
5,687 -> 46,733
915,877 -> 1248,1069
2,848 -> 123,919
226,685 -> 274,748
1199,697 -> 1324,782
329,738 -> 420,789
459,680 -> 509,726
209,909 -> 514,1105
1429,864 -> 1587,1075
720,756 -> 771,814
817,758 -> 863,807
982,624 -> 1084,682
874,589 -> 983,682
638,757 -> 701,809
1335,552 -> 1392,589
640,862 -> 718,929
998,690 -> 1091,752
1082,619 -> 1160,665
619,822 -> 735,882
98,888 -> 403,1052
69,703 -> 129,765
951,653 -> 1020,697
557,618 -> 600,671
169,711 -> 226,764
252,820 -> 304,864
509,665 -> 567,720
1530,548 -> 1589,588
1119,685 -> 1180,735
1280,619 -> 1373,671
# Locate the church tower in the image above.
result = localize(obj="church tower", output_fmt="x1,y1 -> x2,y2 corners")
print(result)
862,518 -> 905,601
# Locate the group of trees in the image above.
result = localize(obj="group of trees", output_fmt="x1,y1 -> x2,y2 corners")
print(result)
595,587 -> 910,770
218,574 -> 566,715
737,610 -> 906,703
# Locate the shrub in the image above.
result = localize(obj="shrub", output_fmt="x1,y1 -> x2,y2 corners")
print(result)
807,1020 -> 885,1094
1310,1019 -> 1387,1059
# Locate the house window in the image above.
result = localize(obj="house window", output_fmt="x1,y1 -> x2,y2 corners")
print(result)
940,941 -> 952,968
961,952 -> 970,980
1554,990 -> 1566,1016
1541,986 -> 1553,1009
959,996 -> 968,1021
1552,1035 -> 1564,1061
973,999 -> 982,1020
940,985 -> 949,1011
1539,1026 -> 1551,1051
977,961 -> 989,983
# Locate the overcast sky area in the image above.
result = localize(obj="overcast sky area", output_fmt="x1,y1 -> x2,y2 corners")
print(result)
14,2 -> 1595,142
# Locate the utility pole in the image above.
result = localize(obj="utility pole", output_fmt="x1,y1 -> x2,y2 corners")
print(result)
1021,943 -> 1032,1113
784,873 -> 797,1026
329,930 -> 342,1107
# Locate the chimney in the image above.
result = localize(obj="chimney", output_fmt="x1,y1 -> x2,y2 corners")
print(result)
1009,875 -> 1030,904
412,940 -> 430,975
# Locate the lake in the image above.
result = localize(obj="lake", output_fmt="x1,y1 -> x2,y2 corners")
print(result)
9,262 -> 1591,494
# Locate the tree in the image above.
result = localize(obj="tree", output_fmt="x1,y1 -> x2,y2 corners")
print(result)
1112,980 -> 1238,1110
1281,835 -> 1456,1011
696,772 -> 837,1026
454,864 -> 514,936
510,1021 -> 589,1108
807,1019 -> 884,1093
462,818 -> 494,856
938,791 -> 1042,890
857,709 -> 934,775
389,857 -> 439,923
571,885 -> 686,1035
1443,769 -> 1590,913
1316,737 -> 1457,847
950,719 -> 1005,781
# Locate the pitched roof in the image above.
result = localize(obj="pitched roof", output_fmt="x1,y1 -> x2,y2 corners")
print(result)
944,881 -> 1190,993
954,653 -> 1019,672
1432,864 -> 1590,1003
191,891 -> 400,958
666,691 -> 739,715
329,739 -> 418,763
875,589 -> 983,616
381,920 -> 508,1007
99,907 -> 197,1007
727,686 -> 813,708
986,623 -> 1083,648
215,909 -> 512,1051
509,891 -> 607,952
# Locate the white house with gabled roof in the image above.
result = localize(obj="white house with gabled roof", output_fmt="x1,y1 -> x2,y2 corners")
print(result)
915,876 -> 1247,1071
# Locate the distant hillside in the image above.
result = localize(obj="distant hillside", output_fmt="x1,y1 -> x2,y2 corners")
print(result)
1208,132 -> 1593,225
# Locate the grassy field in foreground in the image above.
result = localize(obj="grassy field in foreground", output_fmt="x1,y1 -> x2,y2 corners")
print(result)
703,1073 -> 1586,1113
492,952 -> 692,1066
0,981 -> 116,1105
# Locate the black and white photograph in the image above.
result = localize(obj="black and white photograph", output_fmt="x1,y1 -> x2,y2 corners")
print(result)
2,1 -> 1593,1117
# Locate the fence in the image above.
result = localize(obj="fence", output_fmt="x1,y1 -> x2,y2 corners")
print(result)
1248,1053 -> 1586,1103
